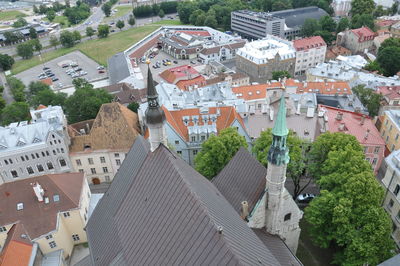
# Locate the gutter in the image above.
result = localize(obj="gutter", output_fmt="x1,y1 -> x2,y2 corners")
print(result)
28,242 -> 38,266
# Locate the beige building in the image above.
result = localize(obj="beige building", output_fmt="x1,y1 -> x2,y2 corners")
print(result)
382,150 -> 400,248
0,173 -> 90,263
379,110 -> 400,152
293,36 -> 327,76
236,35 -> 296,82
69,102 -> 141,185
336,27 -> 376,54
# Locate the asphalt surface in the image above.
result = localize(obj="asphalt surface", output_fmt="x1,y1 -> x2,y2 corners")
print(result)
0,71 -> 13,104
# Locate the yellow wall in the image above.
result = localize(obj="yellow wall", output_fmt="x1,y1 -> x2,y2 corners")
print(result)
380,113 -> 400,152
0,224 -> 15,251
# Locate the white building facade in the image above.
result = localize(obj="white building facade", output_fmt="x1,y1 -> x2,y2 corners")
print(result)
293,36 -> 327,76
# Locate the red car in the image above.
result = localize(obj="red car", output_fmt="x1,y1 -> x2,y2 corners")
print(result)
98,70 -> 105,74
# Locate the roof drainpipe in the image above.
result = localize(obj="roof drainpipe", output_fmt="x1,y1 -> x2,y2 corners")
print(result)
28,242 -> 39,266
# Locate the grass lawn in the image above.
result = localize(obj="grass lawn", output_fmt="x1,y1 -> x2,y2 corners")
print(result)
103,5 -> 132,23
0,10 -> 26,21
152,20 -> 183,25
44,15 -> 71,28
12,25 -> 159,74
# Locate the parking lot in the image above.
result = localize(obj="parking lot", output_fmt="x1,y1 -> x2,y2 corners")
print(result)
15,51 -> 108,90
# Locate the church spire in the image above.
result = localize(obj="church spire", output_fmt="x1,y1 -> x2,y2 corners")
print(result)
145,65 -> 166,151
267,94 -> 289,166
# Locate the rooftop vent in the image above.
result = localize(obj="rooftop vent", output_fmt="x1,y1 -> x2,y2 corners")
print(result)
17,203 -> 24,211
32,182 -> 44,202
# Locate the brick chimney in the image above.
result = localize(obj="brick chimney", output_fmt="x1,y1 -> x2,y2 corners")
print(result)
240,201 -> 249,220
32,182 -> 44,202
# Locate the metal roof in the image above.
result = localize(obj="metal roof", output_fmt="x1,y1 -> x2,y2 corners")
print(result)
107,52 -> 130,85
86,136 -> 282,265
270,7 -> 328,28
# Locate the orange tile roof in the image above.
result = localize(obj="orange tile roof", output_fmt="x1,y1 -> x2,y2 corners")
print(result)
0,223 -> 33,266
232,84 -> 270,101
176,76 -> 206,91
163,106 -> 245,141
159,65 -> 200,84
36,104 -> 47,110
40,78 -> 53,86
351,27 -> 375,42
297,81 -> 351,95
293,36 -> 326,51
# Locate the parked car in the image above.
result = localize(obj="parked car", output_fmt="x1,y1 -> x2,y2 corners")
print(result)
296,193 -> 316,203
51,77 -> 59,82
97,66 -> 105,70
61,63 -> 69,68
98,70 -> 105,73
74,67 -> 82,72
173,60 -> 178,64
43,67 -> 50,70
70,62 -> 78,67
190,60 -> 196,64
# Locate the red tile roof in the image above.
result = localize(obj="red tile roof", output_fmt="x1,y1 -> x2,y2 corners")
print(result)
376,20 -> 397,28
293,36 -> 326,51
163,106 -> 245,141
176,75 -> 206,91
320,105 -> 385,146
40,78 -> 53,86
377,86 -> 400,100
351,27 -> 375,43
0,223 -> 33,266
176,30 -> 211,37
159,65 -> 200,84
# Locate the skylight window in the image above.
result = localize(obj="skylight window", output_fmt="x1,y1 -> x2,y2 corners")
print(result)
53,194 -> 60,202
17,203 -> 24,211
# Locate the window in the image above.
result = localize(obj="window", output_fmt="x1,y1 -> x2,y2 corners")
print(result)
105,175 -> 110,182
47,162 -> 54,170
53,194 -> 60,202
372,158 -> 377,165
21,156 -> 25,161
17,203 -> 23,210
9,158 -> 12,164
59,159 -> 66,167
72,234 -> 80,241
84,214 -> 87,221
175,140 -> 179,145
79,169 -> 84,173
45,234 -> 53,240
114,153 -> 119,158
91,168 -> 96,174
394,184 -> 400,196
201,136 -> 206,141
88,158 -> 94,165
76,159 -> 82,166
63,212 -> 70,218
191,136 -> 196,142
56,148 -> 60,153
177,151 -> 182,155
385,119 -> 388,125
11,170 -> 18,178
36,153 -> 39,158
46,151 -> 50,156
103,167 -> 108,173
42,151 -> 45,157
25,155 -> 29,160
49,241 -> 57,248
27,167 -> 34,175
390,125 -> 393,132
100,157 -> 106,163
53,150 -> 56,155
116,159 -> 121,166
284,213 -> 291,221
374,147 -> 380,154
0,227 -> 6,233
193,150 -> 198,155
396,134 -> 399,141
388,199 -> 394,208
37,164 -> 44,172
392,144 -> 396,151
394,100 -> 399,105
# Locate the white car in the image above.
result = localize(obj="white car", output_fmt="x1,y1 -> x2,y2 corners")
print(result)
297,193 -> 316,203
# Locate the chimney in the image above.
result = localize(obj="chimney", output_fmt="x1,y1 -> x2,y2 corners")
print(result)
365,129 -> 370,139
338,122 -> 345,131
32,182 -> 44,202
336,111 -> 343,121
360,115 -> 366,125
240,201 -> 249,220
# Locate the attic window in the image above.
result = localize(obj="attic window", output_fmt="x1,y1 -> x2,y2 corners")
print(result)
53,194 -> 60,202
84,144 -> 91,150
33,138 -> 41,143
17,203 -> 24,211
284,213 -> 291,221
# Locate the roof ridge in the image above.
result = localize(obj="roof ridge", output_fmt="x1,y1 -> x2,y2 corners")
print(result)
224,107 -> 234,129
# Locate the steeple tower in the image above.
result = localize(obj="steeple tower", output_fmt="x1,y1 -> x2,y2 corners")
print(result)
145,66 -> 167,151
264,93 -> 302,253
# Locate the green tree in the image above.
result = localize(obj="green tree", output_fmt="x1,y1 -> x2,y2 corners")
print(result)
97,24 -> 110,38
391,2 -> 399,15
4,32 -> 20,45
351,13 -> 375,30
46,9 -> 56,22
64,84 -> 112,123
374,5 -> 388,18
204,15 -> 218,29
272,70 -> 291,80
33,5 -> 39,14
152,3 -> 160,15
364,60 -> 383,73
0,97 -> 6,112
189,9 -> 206,25
252,0 -> 273,11
271,0 -> 292,11
49,35 -> 60,49
301,18 -> 321,37
127,102 -> 139,113
177,1 -> 199,24
0,102 -> 30,126
128,15 -> 136,27
17,42 -> 34,59
12,17 -> 28,28
378,37 -> 400,53
158,9 -> 165,18
7,76 -> 26,102
319,15 -> 336,32
39,4 -> 47,14
336,17 -> 349,33
29,27 -> 38,39
30,89 -> 68,108
30,39 -> 42,53
102,2 -> 112,17
28,81 -> 49,96
377,46 -> 400,76
352,85 -> 382,116
305,145 -> 394,265
73,30 -> 82,42
116,20 -> 125,31
60,30 -> 75,48
195,127 -> 248,179
314,30 -> 335,45
253,129 -> 310,199
351,0 -> 376,15
0,53 -> 14,71
86,26 -> 95,38
307,132 -> 363,180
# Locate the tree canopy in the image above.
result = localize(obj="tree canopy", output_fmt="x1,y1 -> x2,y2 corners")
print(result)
0,102 -> 30,126
272,70 -> 291,80
195,127 -> 248,179
351,0 -> 376,15
60,30 -> 75,48
97,24 -> 110,38
352,85 -> 382,117
0,53 -> 14,71
116,20 -> 125,30
17,42 -> 34,59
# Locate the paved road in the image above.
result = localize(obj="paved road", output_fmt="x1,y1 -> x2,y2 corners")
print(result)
0,71 -> 14,104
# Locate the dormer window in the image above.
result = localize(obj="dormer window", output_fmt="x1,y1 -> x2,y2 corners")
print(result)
33,137 -> 41,143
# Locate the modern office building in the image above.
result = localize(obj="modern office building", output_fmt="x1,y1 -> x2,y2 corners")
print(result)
232,7 -> 328,40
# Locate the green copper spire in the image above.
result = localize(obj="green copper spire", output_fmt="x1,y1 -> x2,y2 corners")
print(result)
267,94 -> 290,166
272,95 -> 289,137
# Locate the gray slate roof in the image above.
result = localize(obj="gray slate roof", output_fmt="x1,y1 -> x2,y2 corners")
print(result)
107,52 -> 130,85
86,136 -> 282,265
212,147 -> 267,214
271,7 -> 328,28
